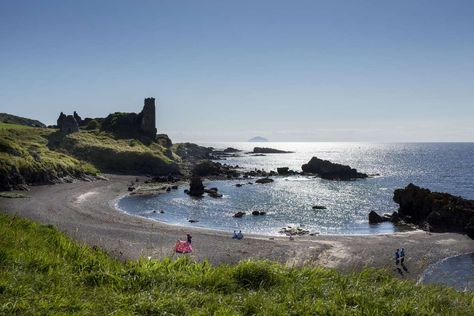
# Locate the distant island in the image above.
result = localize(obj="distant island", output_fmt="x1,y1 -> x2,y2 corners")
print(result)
248,136 -> 268,142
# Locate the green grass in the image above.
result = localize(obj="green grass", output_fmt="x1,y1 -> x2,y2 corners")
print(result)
0,128 -> 181,189
48,130 -> 180,174
0,212 -> 472,315
0,128 -> 99,190
0,122 -> 32,129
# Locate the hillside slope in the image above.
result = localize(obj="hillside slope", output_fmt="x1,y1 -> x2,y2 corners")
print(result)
0,127 -> 180,191
0,113 -> 46,128
0,212 -> 472,315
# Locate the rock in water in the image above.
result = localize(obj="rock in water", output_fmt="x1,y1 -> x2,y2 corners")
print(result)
301,157 -> 368,180
252,147 -> 293,154
368,211 -> 386,224
277,167 -> 289,175
393,183 -> 474,238
189,176 -> 205,197
234,211 -> 246,218
255,178 -> 274,184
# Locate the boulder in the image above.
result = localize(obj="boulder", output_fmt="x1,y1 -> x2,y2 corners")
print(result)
368,211 -> 387,224
312,205 -> 327,210
277,167 -> 289,175
188,176 -> 205,197
301,157 -> 368,180
205,189 -> 222,198
255,178 -> 274,184
393,183 -> 474,238
233,211 -> 246,218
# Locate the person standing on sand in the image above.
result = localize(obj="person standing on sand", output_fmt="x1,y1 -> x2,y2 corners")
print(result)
400,248 -> 405,264
395,249 -> 400,265
186,233 -> 192,244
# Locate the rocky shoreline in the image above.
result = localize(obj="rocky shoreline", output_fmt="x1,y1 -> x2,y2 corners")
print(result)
1,174 -> 472,282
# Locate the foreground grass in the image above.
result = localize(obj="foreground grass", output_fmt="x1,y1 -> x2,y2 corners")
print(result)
0,213 -> 472,315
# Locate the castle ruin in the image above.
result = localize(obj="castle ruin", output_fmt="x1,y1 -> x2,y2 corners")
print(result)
56,97 -> 158,138
57,112 -> 79,134
139,98 -> 157,138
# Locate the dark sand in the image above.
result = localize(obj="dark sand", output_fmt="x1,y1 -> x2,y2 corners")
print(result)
1,175 -> 472,280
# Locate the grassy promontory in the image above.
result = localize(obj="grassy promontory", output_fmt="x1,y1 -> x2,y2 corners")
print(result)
0,126 -> 180,190
0,213 -> 472,315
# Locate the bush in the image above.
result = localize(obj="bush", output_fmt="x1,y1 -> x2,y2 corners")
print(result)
85,119 -> 99,130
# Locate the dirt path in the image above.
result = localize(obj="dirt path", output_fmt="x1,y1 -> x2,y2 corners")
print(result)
1,175 -> 472,280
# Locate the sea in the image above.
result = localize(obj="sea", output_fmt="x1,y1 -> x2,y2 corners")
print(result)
117,142 -> 474,236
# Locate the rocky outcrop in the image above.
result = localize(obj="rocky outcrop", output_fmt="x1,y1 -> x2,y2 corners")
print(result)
251,147 -> 293,154
393,183 -> 474,238
173,143 -> 213,161
191,160 -> 240,179
301,157 -> 368,180
188,176 -> 205,197
223,147 -> 240,153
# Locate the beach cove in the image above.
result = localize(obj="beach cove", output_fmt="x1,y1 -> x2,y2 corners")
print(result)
1,174 -> 472,282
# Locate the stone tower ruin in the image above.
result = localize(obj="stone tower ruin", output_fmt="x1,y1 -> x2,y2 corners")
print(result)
140,97 -> 157,138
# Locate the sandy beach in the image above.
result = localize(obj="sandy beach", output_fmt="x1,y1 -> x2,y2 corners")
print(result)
1,175 -> 472,281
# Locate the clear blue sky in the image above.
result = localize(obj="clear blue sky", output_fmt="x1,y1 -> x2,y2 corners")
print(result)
1,0 -> 473,141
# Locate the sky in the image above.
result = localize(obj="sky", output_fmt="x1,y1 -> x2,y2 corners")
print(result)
0,0 -> 473,142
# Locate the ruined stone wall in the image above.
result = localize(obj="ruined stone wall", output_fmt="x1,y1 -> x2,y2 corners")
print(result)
140,97 -> 157,138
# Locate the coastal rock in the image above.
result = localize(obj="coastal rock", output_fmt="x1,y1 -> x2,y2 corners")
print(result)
279,225 -> 310,236
188,176 -> 205,197
277,167 -> 289,175
255,178 -> 274,184
251,210 -> 266,216
312,205 -> 327,210
223,147 -> 240,153
368,211 -> 387,224
301,157 -> 368,180
192,160 -> 222,176
393,183 -> 474,238
233,211 -> 246,218
251,147 -> 293,154
204,188 -> 223,198
174,143 -> 213,160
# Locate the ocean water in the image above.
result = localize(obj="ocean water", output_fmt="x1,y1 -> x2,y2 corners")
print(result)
117,142 -> 474,235
419,253 -> 474,291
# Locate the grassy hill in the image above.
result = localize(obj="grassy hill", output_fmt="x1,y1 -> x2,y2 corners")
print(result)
0,212 -> 472,315
0,128 -> 98,190
0,113 -> 45,128
0,127 -> 180,190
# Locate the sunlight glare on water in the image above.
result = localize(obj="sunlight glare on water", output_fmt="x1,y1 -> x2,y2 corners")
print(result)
117,142 -> 474,236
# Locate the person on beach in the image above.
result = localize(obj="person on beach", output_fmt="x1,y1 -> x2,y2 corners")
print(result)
395,248 -> 400,265
236,230 -> 243,240
186,233 -> 192,244
232,230 -> 238,239
400,248 -> 405,264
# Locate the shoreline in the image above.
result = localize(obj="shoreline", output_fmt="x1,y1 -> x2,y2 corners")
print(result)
1,174 -> 473,281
